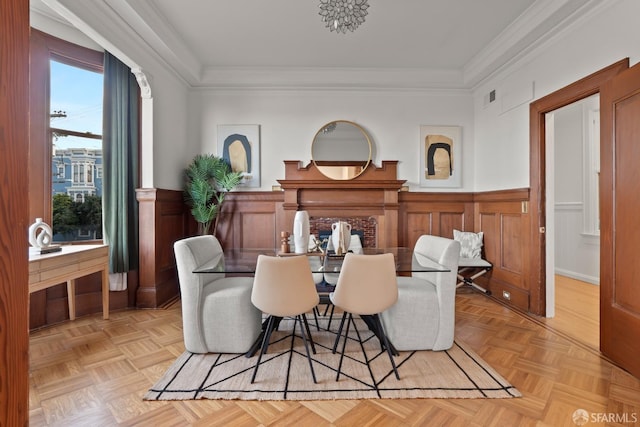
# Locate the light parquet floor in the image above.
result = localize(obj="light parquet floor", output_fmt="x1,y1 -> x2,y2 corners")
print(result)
538,275 -> 600,351
29,291 -> 640,426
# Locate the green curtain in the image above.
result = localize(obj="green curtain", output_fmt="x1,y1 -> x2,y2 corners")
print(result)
103,52 -> 139,273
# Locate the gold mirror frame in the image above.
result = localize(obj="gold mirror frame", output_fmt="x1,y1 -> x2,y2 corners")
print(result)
311,120 -> 372,180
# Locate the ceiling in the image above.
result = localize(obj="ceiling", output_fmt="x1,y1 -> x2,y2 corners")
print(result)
32,0 -> 601,89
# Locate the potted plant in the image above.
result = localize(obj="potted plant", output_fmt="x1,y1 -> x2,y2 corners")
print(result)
183,154 -> 243,236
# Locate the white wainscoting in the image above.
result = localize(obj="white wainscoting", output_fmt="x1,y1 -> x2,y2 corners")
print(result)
554,202 -> 599,284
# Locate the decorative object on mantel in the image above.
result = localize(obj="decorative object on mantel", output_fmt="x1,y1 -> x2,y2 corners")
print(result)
28,218 -> 61,254
293,211 -> 310,254
319,0 -> 369,34
183,154 -> 243,236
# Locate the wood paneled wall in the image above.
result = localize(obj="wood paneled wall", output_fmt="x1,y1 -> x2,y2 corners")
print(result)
131,186 -> 532,313
216,192 -> 283,250
136,188 -> 191,308
398,192 -> 475,248
474,189 -> 531,311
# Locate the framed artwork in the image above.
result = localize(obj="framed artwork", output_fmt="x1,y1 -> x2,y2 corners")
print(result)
217,124 -> 261,188
419,125 -> 462,188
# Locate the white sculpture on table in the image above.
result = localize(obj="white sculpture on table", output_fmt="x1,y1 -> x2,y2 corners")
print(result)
331,221 -> 351,255
293,210 -> 310,254
28,217 -> 53,248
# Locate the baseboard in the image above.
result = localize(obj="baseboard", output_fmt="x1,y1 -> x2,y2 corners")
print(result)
555,268 -> 599,285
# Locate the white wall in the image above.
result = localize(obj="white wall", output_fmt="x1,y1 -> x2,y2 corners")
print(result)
147,69 -> 192,190
554,103 -> 583,202
473,0 -> 640,191
191,89 -> 474,192
552,101 -> 599,284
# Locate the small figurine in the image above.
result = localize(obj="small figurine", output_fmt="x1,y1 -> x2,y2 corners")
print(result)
280,231 -> 290,253
309,235 -> 328,253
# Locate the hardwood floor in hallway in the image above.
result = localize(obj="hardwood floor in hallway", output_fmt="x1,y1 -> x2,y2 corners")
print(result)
539,275 -> 600,351
29,291 -> 639,426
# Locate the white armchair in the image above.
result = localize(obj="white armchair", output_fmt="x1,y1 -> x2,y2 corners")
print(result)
174,235 -> 262,354
380,235 -> 460,351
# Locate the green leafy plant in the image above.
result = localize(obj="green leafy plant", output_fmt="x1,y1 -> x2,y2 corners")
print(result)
184,154 -> 243,236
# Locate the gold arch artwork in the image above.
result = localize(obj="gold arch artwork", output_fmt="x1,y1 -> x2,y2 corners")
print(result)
419,125 -> 462,188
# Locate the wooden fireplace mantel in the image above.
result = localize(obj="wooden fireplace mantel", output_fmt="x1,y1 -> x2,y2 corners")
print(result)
277,160 -> 406,247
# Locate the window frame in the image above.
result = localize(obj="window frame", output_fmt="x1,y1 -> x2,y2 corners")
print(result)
30,29 -> 104,240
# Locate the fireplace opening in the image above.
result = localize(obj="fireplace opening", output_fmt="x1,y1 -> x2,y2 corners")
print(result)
309,217 -> 377,248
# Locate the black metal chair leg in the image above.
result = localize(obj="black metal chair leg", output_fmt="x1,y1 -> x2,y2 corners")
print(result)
251,315 -> 275,383
322,302 -> 331,316
312,306 -> 320,331
296,315 -> 317,383
332,312 -> 348,354
327,304 -> 335,330
373,314 -> 400,380
351,316 -> 377,381
301,313 -> 316,354
336,313 -> 352,381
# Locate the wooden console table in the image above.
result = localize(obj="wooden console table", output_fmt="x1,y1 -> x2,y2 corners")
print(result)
29,244 -> 110,320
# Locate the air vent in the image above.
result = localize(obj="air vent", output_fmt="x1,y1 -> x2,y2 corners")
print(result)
483,89 -> 497,108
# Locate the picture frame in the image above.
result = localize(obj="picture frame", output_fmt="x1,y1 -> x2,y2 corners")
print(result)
217,124 -> 261,188
419,125 -> 462,188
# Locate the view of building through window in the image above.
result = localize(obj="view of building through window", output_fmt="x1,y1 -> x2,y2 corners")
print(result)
50,59 -> 104,242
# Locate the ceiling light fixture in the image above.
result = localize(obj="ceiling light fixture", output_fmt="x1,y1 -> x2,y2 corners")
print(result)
319,0 -> 369,34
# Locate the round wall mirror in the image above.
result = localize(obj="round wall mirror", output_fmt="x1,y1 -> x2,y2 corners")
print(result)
311,120 -> 372,180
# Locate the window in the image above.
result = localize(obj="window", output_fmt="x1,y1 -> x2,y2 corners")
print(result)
50,60 -> 104,241
30,29 -> 105,242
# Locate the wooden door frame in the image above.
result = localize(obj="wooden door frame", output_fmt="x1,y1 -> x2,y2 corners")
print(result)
0,0 -> 30,424
528,58 -> 629,316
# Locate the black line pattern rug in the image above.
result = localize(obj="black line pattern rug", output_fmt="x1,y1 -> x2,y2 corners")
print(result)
145,317 -> 520,401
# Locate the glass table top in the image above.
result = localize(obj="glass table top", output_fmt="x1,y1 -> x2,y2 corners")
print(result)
193,247 -> 449,274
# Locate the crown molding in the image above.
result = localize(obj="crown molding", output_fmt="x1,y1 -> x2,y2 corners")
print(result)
198,66 -> 465,90
103,0 -> 202,83
463,0 -> 605,88
36,0 -> 605,91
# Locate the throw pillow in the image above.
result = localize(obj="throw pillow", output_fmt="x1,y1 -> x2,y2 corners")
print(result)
453,229 -> 483,259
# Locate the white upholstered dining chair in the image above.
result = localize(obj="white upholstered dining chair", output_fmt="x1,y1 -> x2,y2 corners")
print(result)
173,235 -> 262,354
379,235 -> 460,351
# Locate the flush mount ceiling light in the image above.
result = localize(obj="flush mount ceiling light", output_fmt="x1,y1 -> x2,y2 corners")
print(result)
319,0 -> 369,34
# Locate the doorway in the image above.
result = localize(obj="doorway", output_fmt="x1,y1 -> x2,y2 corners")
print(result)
527,58 -> 628,318
544,94 -> 600,348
